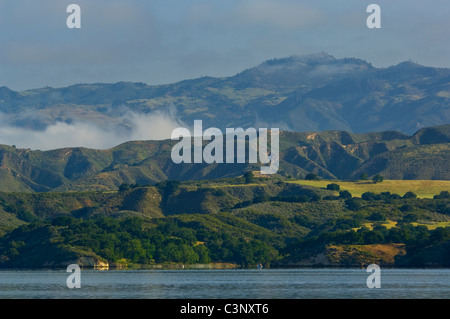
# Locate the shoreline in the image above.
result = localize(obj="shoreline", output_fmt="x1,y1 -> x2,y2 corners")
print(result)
2,264 -> 450,271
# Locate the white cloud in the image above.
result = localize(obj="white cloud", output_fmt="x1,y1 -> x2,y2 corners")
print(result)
0,110 -> 183,151
126,110 -> 185,142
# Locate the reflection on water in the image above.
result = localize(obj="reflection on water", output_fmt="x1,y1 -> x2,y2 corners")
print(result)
0,268 -> 449,299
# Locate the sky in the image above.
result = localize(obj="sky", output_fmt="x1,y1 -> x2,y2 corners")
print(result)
1,0 -> 449,91
0,0 -> 448,150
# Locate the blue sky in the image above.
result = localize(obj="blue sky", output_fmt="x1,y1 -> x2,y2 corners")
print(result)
1,0 -> 449,91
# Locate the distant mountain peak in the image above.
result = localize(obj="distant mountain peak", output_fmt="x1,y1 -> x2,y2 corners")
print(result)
262,52 -> 336,67
0,86 -> 20,101
391,60 -> 425,69
293,52 -> 337,64
0,86 -> 14,94
0,53 -> 449,140
257,53 -> 373,73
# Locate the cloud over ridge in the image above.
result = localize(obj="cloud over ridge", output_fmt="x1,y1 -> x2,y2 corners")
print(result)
0,109 -> 183,151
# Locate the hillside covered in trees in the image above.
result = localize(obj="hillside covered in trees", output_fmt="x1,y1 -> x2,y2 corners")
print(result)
0,124 -> 448,192
0,177 -> 449,268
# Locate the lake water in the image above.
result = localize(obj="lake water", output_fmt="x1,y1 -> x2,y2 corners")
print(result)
0,268 -> 449,299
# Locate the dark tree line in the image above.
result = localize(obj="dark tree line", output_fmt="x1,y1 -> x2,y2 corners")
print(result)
0,216 -> 277,267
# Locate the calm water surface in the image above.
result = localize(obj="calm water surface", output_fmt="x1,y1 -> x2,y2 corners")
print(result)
0,268 -> 449,299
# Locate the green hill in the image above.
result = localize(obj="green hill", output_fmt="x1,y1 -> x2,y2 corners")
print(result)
0,125 -> 448,192
0,177 -> 449,268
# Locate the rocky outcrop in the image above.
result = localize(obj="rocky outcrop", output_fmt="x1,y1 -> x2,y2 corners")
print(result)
76,257 -> 109,269
273,244 -> 406,268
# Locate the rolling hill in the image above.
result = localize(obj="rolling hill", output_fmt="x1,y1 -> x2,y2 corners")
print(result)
0,175 -> 449,268
0,125 -> 448,192
0,53 -> 449,269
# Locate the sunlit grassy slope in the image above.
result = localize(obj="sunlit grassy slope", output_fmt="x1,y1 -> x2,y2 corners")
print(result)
354,220 -> 450,231
288,180 -> 450,199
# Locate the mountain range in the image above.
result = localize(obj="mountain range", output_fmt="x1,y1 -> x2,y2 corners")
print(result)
0,53 -> 449,192
0,52 -> 449,135
0,124 -> 448,192
0,53 -> 449,269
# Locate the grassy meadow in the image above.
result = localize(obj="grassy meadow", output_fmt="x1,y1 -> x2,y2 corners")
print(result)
354,220 -> 450,231
288,179 -> 450,199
